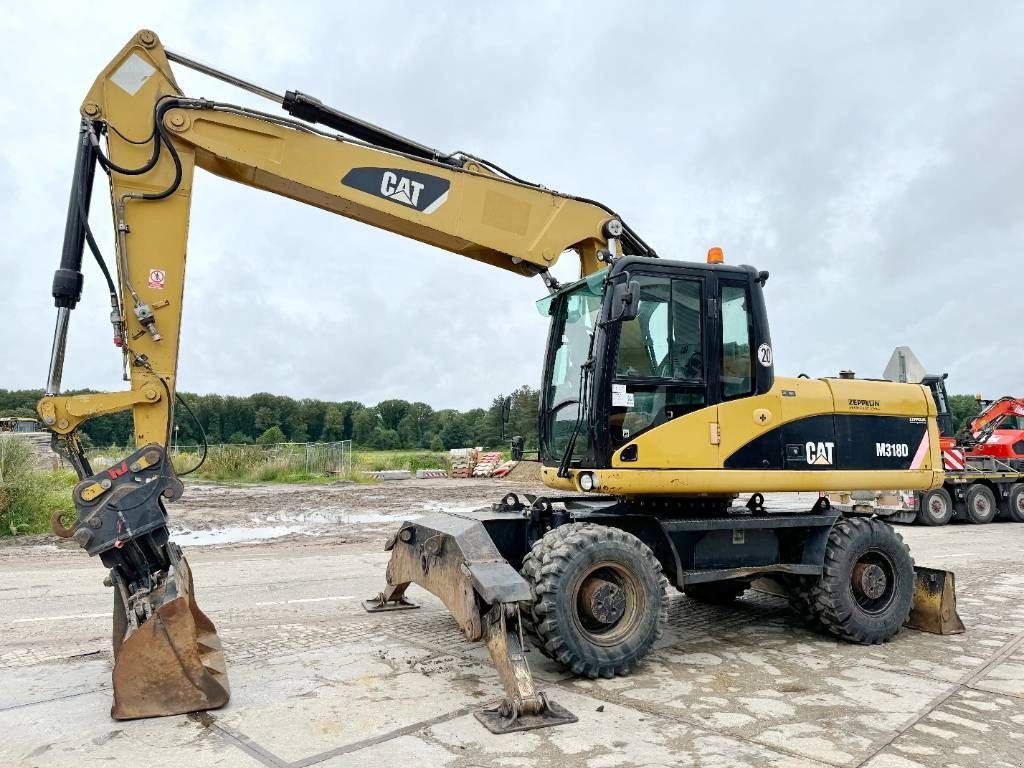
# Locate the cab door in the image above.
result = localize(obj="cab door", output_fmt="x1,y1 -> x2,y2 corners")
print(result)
605,273 -> 715,467
715,279 -> 783,470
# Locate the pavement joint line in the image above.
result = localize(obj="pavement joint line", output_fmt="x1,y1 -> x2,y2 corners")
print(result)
0,685 -> 111,712
549,675 -> 842,768
10,612 -> 109,624
851,629 -> 1024,768
189,711 -> 289,768
286,704 -> 475,767
964,681 -> 1024,700
251,595 -> 355,607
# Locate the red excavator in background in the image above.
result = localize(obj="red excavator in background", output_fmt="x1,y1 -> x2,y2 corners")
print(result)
919,375 -> 1024,471
961,396 -> 1024,463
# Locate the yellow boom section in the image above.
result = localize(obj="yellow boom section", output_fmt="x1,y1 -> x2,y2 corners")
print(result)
38,30 -> 620,447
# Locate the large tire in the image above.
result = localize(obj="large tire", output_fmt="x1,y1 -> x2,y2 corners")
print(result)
520,523 -> 667,679
916,488 -> 953,526
965,483 -> 998,524
1003,483 -> 1024,523
683,580 -> 748,605
519,524 -> 578,659
782,575 -> 827,631
810,517 -> 915,644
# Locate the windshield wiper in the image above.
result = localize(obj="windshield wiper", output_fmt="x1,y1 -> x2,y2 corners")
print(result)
557,351 -> 595,479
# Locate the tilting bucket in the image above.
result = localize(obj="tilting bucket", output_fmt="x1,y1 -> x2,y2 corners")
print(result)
110,554 -> 229,720
905,566 -> 965,635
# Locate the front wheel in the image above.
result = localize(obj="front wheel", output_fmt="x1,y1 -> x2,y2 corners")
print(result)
520,523 -> 667,679
810,517 -> 914,644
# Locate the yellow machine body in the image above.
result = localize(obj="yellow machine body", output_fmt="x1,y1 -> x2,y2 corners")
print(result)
544,376 -> 943,495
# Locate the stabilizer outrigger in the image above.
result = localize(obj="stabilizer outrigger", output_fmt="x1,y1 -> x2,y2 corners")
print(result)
364,499 -> 578,733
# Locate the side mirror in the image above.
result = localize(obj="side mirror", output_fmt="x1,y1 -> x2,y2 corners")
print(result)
608,279 -> 640,323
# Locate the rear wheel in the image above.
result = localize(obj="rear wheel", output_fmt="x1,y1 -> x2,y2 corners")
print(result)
1003,483 -> 1024,523
810,517 -> 914,644
520,523 -> 667,678
683,580 -> 748,604
965,484 -> 998,524
916,488 -> 953,526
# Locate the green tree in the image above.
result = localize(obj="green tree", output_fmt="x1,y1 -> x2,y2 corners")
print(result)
227,431 -> 252,444
255,406 -> 278,433
376,399 -> 410,431
949,394 -> 983,434
256,425 -> 287,445
320,404 -> 347,441
439,417 -> 470,449
398,402 -> 435,448
352,407 -> 380,445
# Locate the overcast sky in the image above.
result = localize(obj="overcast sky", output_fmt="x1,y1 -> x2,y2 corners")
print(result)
2,3 -> 1021,409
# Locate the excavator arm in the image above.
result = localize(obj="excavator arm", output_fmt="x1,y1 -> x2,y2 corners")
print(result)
41,29 -> 641,445
38,30 -> 644,725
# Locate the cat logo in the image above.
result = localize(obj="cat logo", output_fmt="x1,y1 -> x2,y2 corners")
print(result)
805,441 -> 835,465
341,167 -> 450,214
380,171 -> 425,207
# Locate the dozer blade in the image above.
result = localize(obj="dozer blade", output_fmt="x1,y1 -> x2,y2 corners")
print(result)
111,552 -> 229,720
905,566 -> 965,635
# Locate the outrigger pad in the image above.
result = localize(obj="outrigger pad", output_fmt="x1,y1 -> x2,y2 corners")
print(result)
362,592 -> 419,612
905,566 -> 965,635
474,694 -> 578,734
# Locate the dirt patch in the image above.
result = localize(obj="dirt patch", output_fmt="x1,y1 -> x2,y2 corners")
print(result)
0,474 -> 558,555
504,460 -> 542,484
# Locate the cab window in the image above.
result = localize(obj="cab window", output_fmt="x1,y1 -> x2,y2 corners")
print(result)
615,278 -> 702,381
998,415 -> 1023,431
610,277 -> 705,446
720,284 -> 753,399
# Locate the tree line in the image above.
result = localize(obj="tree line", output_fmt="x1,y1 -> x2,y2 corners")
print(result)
0,386 -> 541,451
0,388 -> 986,450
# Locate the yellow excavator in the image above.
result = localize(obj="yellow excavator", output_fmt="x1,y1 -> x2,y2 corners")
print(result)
39,31 -> 961,734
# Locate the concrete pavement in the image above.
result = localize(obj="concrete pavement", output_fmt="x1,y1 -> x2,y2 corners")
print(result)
1,513 -> 1022,767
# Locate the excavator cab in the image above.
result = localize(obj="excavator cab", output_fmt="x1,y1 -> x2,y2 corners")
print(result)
538,255 -> 772,477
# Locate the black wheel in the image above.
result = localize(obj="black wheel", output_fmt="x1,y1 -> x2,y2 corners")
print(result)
520,523 -> 667,678
810,517 -> 914,644
916,488 -> 953,526
1003,483 -> 1024,523
965,484 -> 997,524
683,580 -> 748,604
779,575 -> 827,630
519,524 -> 577,660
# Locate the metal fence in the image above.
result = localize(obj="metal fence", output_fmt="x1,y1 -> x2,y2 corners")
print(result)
304,440 -> 353,476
